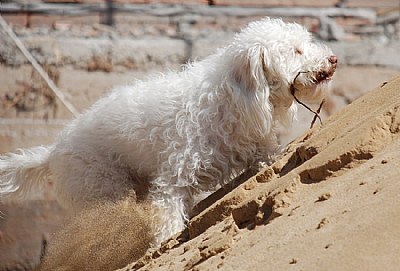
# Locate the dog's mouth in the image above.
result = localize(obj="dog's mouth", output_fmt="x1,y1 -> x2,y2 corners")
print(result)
290,55 -> 337,128
313,56 -> 338,85
313,67 -> 336,85
314,70 -> 334,84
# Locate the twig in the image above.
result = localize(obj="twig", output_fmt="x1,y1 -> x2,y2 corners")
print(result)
310,99 -> 325,128
290,71 -> 324,128
0,15 -> 80,118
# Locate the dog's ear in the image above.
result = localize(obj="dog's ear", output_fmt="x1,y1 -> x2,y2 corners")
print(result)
227,46 -> 274,137
230,46 -> 270,93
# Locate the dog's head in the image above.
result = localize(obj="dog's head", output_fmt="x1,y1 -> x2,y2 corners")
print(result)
227,18 -> 337,106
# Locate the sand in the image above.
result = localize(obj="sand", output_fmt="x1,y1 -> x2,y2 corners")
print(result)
118,75 -> 400,271
3,73 -> 399,271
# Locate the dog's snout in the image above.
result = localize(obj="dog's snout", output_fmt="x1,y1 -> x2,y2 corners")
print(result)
328,55 -> 338,64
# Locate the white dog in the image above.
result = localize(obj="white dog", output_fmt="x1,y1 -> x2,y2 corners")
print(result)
0,18 -> 337,244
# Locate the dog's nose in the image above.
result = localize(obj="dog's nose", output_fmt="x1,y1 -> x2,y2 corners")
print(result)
328,55 -> 338,64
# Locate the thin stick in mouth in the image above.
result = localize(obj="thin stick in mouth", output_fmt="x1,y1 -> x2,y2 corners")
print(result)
310,99 -> 325,128
290,71 -> 324,128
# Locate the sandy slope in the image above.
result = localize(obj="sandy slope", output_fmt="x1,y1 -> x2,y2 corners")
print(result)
119,75 -> 400,271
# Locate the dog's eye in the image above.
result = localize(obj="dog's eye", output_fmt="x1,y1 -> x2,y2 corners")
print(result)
295,48 -> 303,55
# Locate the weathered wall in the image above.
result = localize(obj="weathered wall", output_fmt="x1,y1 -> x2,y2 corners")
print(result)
1,1 -> 399,147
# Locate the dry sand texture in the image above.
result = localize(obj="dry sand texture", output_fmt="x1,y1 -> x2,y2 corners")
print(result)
118,75 -> 400,271
37,198 -> 153,271
2,73 -> 399,271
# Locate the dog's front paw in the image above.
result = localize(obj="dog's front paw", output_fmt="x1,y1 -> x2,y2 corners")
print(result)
257,161 -> 269,171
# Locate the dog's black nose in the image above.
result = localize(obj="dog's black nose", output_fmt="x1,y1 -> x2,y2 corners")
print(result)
328,55 -> 338,64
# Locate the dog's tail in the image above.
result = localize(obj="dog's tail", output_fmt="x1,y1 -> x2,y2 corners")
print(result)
0,145 -> 53,200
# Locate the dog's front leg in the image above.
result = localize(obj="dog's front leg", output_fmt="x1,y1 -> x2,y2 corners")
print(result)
150,186 -> 193,246
252,134 -> 281,170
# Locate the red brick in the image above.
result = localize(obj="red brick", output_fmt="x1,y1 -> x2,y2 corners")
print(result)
289,17 -> 320,32
146,0 -> 207,3
113,13 -> 170,24
80,0 -> 118,3
43,0 -> 84,3
28,14 -> 59,27
81,0 -> 146,3
214,0 -> 339,7
113,0 -> 151,3
28,14 -> 101,28
11,0 -> 42,2
335,17 -> 370,27
346,0 -> 400,8
2,13 -> 29,27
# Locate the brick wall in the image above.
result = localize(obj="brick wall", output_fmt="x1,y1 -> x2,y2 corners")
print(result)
33,0 -> 400,7
1,1 -> 399,42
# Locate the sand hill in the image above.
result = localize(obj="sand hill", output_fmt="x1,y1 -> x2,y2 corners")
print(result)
116,75 -> 400,271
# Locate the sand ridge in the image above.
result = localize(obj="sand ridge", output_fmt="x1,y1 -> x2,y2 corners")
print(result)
119,75 -> 400,271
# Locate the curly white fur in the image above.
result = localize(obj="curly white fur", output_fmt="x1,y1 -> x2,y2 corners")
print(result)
0,18 -> 337,244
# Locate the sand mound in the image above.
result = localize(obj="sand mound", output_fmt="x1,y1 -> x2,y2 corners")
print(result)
119,75 -> 400,271
37,198 -> 153,271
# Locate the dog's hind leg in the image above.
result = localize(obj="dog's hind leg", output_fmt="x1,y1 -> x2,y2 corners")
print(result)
49,153 -> 137,211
